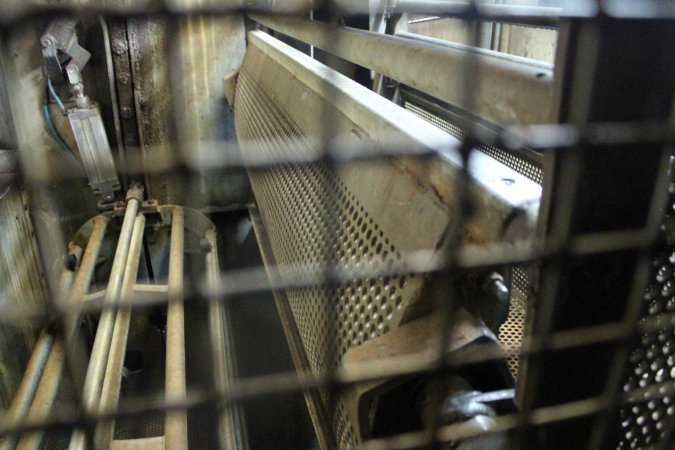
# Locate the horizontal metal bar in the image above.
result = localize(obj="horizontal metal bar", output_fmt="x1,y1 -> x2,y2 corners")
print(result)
248,14 -> 554,126
391,0 -> 562,29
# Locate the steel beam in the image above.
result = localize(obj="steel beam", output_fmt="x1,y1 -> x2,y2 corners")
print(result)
249,14 -> 554,126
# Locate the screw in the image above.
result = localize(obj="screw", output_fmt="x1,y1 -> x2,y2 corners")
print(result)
104,194 -> 113,202
120,106 -> 134,119
118,74 -> 129,85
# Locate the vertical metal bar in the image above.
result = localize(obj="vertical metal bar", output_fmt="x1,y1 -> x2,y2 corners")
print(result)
69,190 -> 142,450
95,214 -> 146,450
165,207 -> 187,450
205,228 -> 246,450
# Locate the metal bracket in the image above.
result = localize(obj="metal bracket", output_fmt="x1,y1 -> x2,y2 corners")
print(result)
41,18 -> 91,84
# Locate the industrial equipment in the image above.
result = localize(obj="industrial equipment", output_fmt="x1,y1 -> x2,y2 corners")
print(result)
0,1 -> 673,449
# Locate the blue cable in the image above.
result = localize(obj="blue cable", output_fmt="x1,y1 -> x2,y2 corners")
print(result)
47,76 -> 67,115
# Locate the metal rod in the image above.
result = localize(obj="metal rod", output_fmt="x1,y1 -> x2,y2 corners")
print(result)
13,340 -> 65,450
64,216 -> 110,339
248,14 -> 553,126
69,190 -> 142,450
95,214 -> 146,450
0,330 -> 54,450
205,229 -> 247,450
391,0 -> 562,29
165,207 -> 187,450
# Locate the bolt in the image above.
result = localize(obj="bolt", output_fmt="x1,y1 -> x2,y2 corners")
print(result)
104,194 -> 113,202
112,40 -> 128,56
486,276 -> 510,303
118,74 -> 129,85
120,106 -> 134,119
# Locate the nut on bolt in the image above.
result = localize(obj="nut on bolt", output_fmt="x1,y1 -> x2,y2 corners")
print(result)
126,185 -> 144,204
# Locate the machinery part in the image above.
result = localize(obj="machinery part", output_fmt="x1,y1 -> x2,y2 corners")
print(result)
40,18 -> 91,85
249,14 -> 554,126
236,29 -> 539,446
69,187 -> 143,450
41,17 -> 121,201
4,202 -> 244,448
67,104 -> 121,199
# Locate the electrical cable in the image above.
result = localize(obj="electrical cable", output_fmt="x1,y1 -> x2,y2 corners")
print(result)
47,76 -> 67,115
43,82 -> 84,173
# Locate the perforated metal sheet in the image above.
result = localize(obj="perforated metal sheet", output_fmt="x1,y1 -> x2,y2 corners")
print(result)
235,31 -> 540,447
235,35 -> 441,448
619,171 -> 675,449
499,267 -> 528,378
404,101 -> 543,185
236,80 -> 421,371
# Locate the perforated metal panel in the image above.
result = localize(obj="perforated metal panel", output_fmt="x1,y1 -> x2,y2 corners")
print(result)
235,78 -> 422,370
499,267 -> 528,378
619,168 -> 675,449
404,101 -> 543,185
234,30 -> 541,447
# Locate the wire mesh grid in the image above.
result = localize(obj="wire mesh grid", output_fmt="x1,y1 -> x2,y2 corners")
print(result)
0,1 -> 672,449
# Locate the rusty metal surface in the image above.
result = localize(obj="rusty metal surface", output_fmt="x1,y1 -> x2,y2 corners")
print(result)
125,15 -> 249,207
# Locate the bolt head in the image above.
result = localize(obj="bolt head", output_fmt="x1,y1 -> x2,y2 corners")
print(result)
120,106 -> 134,119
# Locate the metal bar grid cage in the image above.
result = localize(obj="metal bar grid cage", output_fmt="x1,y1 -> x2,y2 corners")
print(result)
0,1 -> 673,449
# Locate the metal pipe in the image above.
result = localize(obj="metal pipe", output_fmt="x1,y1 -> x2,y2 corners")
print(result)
14,340 -> 65,450
95,214 -> 146,450
0,330 -> 54,450
205,229 -> 247,449
63,216 -> 110,342
69,187 -> 142,450
165,207 -> 187,450
391,0 -> 562,29
395,31 -> 553,71
248,14 -> 554,126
